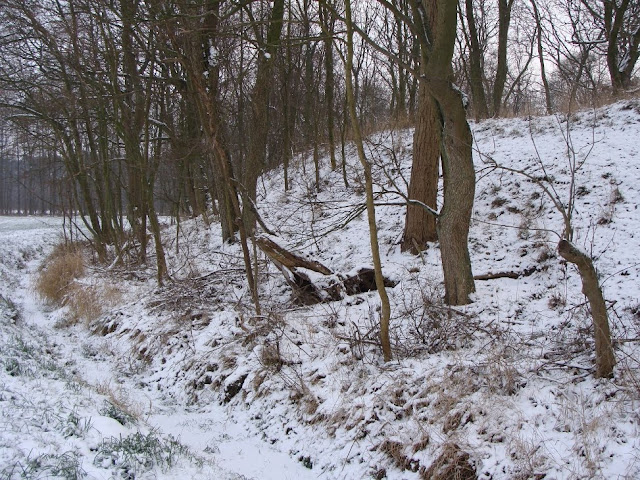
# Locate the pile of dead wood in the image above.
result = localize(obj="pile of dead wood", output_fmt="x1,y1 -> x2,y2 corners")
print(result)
255,236 -> 395,305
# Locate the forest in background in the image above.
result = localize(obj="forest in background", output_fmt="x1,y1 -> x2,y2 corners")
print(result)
1,0 -> 638,220
3,100 -> 640,478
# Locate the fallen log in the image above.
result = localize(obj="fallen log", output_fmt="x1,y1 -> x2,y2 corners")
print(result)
474,265 -> 537,281
256,236 -> 395,305
255,236 -> 332,275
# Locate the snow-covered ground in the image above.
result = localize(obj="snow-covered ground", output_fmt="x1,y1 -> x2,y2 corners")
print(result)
1,100 -> 640,479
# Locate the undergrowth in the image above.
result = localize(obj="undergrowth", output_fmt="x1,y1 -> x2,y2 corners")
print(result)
35,242 -> 121,326
0,451 -> 86,480
93,431 -> 197,477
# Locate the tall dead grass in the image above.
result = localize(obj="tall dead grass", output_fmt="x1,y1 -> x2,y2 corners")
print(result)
35,243 -> 85,306
35,242 -> 121,326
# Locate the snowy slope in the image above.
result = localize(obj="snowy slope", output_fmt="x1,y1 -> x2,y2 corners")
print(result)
1,100 -> 640,479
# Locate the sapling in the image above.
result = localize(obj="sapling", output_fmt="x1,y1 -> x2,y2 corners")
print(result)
484,113 -> 615,378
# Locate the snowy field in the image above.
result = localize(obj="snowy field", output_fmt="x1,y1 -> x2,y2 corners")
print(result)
1,100 -> 640,479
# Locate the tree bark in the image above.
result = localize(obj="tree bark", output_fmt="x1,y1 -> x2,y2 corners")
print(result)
409,0 -> 476,305
558,239 -> 615,378
492,0 -> 514,117
464,0 -> 490,120
434,82 -> 476,306
402,78 -> 439,252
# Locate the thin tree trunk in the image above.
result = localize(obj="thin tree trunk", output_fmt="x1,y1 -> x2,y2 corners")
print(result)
530,0 -> 553,114
492,0 -> 514,117
320,2 -> 337,171
345,0 -> 392,362
243,0 -> 286,232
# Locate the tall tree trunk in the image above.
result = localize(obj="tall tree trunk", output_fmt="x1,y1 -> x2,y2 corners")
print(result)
402,78 -> 439,252
392,7 -> 409,119
531,0 -> 553,114
435,92 -> 476,305
120,0 -> 148,262
411,0 -> 476,305
492,0 -> 514,117
465,0 -> 490,120
243,0 -> 286,231
202,0 -> 236,243
320,2 -> 337,171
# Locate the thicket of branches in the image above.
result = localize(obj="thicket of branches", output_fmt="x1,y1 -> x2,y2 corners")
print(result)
1,0 -> 637,223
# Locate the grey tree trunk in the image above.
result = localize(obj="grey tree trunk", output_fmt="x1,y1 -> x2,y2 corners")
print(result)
409,0 -> 476,305
465,0 -> 490,120
530,0 -> 553,114
492,0 -> 514,117
320,3 -> 337,171
434,82 -> 476,306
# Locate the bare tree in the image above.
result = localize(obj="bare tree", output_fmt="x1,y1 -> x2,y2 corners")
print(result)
485,118 -> 615,378
406,0 -> 477,305
243,0 -> 286,232
344,0 -> 392,361
460,0 -> 516,118
530,0 -> 554,113
579,0 -> 640,91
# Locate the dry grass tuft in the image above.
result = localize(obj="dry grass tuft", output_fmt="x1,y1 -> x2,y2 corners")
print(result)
63,283 -> 122,327
259,341 -> 284,370
419,443 -> 477,480
379,439 -> 420,472
65,285 -> 101,325
36,242 -> 122,327
35,244 -> 85,306
95,380 -> 147,421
